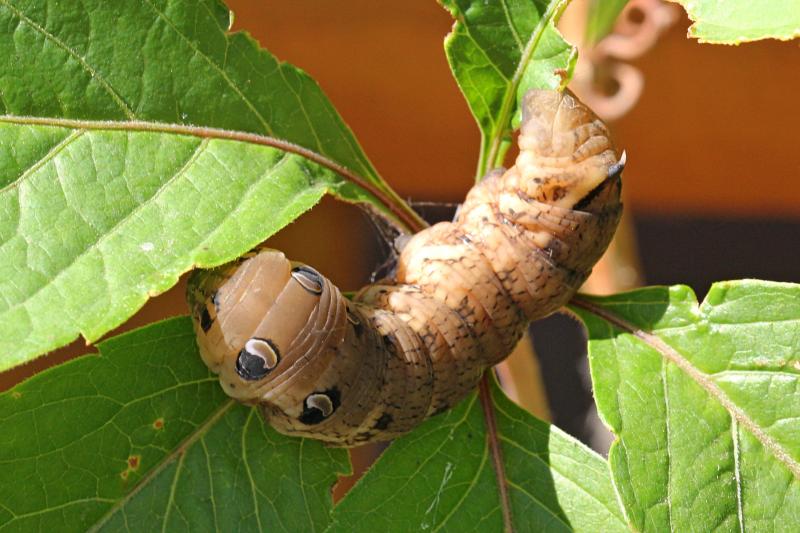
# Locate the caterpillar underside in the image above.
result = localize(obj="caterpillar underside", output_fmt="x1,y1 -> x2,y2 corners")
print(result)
187,89 -> 624,446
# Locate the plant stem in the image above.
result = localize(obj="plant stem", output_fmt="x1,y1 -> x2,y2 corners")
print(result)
479,0 -> 573,180
0,115 -> 427,234
478,372 -> 514,532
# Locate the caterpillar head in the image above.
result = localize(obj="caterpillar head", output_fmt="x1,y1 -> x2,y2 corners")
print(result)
187,249 -> 347,409
516,89 -> 623,214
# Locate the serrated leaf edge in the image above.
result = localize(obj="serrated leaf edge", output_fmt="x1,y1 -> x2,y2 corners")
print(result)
571,296 -> 800,480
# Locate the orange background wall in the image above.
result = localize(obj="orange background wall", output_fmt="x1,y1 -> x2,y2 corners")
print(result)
233,0 -> 800,216
2,0 -> 798,388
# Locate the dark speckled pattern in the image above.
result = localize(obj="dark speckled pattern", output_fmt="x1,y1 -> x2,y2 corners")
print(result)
187,90 -> 623,446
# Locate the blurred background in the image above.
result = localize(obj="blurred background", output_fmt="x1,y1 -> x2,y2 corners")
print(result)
3,0 -> 798,458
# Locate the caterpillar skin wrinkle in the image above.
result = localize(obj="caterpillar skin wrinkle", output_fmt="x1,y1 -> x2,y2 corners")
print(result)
187,89 -> 624,446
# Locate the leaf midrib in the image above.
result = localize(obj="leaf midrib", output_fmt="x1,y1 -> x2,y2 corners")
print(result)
87,399 -> 237,532
1,0 -> 384,204
572,297 -> 800,481
0,115 -> 423,232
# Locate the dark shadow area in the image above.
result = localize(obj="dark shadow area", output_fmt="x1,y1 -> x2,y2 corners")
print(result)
529,314 -> 594,447
535,214 -> 800,452
634,214 -> 800,298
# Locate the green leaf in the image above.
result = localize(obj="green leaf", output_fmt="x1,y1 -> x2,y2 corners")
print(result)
670,0 -> 800,44
0,0 -> 421,370
440,0 -> 577,179
330,376 -> 627,532
585,0 -> 628,45
572,281 -> 800,532
0,0 -> 378,182
0,316 -> 349,532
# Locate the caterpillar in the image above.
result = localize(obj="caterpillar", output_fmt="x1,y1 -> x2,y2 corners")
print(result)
187,89 -> 624,446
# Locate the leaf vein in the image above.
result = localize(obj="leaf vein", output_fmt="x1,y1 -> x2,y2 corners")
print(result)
432,438 -> 488,532
161,447 -> 186,533
0,129 -> 84,195
661,359 -> 675,532
1,137 -> 209,317
87,400 -> 236,532
141,0 -> 274,136
572,298 -> 800,480
505,479 -> 572,531
0,1 -> 135,119
500,0 -> 524,50
241,410 -> 264,533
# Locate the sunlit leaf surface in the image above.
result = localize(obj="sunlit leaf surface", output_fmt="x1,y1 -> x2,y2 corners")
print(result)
575,281 -> 800,532
330,377 -> 627,532
0,317 -> 349,532
670,0 -> 800,44
0,0 -> 400,369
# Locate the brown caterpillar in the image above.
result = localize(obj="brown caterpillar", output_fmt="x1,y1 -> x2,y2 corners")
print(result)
187,89 -> 623,446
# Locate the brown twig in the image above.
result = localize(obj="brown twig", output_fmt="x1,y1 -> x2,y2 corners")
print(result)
0,115 -> 428,234
478,372 -> 514,532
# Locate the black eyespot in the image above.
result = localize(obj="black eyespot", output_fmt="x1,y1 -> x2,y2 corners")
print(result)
373,412 -> 393,430
199,307 -> 213,333
346,307 -> 363,335
291,265 -> 324,295
382,334 -> 398,356
299,388 -> 341,425
235,338 -> 281,381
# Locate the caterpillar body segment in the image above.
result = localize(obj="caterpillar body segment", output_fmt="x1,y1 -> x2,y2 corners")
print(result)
188,89 -> 623,446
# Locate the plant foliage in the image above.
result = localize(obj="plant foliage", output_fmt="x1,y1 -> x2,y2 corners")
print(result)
574,282 -> 800,532
1,0 -> 799,531
0,0 -> 415,370
670,0 -> 800,44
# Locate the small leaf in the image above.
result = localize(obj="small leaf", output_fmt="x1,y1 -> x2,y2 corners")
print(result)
585,0 -> 628,45
669,0 -> 800,44
330,376 -> 627,532
0,0 -> 420,370
572,281 -> 800,532
0,316 -> 349,532
440,0 -> 577,178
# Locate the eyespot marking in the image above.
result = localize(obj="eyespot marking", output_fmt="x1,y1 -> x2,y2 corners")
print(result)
346,307 -> 364,336
382,334 -> 398,355
346,308 -> 361,326
299,388 -> 341,425
235,338 -> 280,381
291,265 -> 324,294
199,307 -> 213,333
186,89 -> 622,446
373,412 -> 393,430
